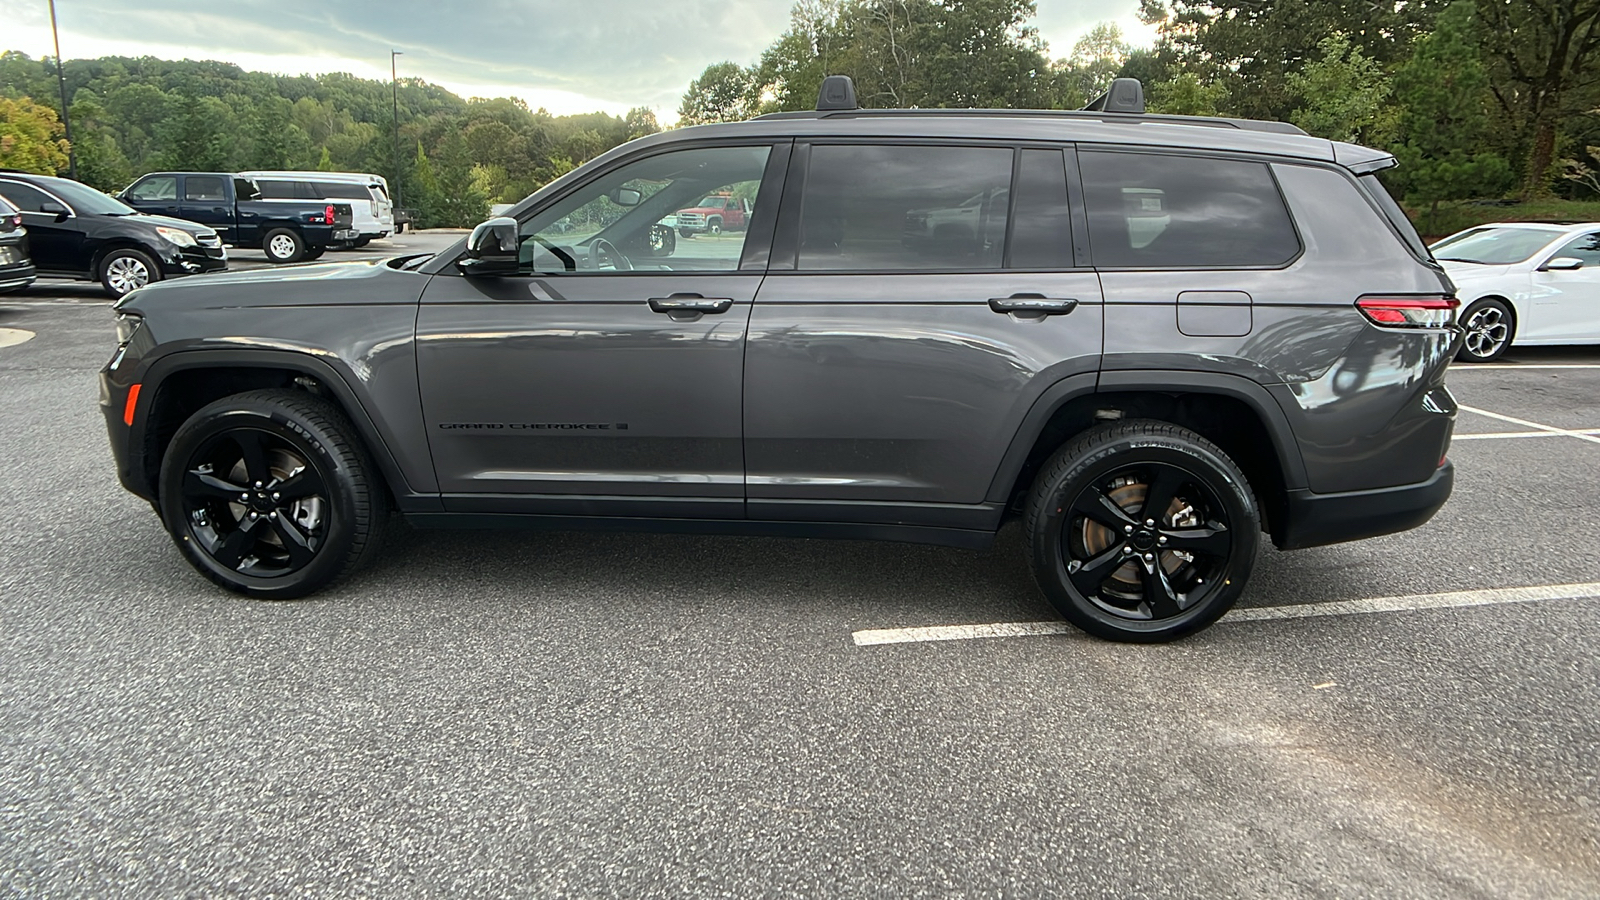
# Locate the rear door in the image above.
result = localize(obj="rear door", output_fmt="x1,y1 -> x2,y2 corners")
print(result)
0,180 -> 85,273
743,142 -> 1103,529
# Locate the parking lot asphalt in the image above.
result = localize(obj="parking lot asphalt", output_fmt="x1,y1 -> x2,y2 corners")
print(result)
1,265 -> 1596,897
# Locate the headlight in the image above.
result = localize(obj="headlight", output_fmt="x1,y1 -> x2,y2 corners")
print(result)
115,312 -> 143,345
155,226 -> 197,247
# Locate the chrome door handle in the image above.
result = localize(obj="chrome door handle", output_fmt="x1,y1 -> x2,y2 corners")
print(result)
648,293 -> 734,314
988,294 -> 1079,315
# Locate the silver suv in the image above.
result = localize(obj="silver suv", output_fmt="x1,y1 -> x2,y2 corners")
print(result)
101,77 -> 1461,641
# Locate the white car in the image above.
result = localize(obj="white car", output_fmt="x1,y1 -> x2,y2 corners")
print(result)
1432,222 -> 1600,362
239,170 -> 394,247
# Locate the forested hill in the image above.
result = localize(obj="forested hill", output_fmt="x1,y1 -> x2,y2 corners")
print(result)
0,51 -> 659,227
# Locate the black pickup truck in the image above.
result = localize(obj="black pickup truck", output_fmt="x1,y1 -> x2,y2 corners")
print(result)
119,173 -> 356,264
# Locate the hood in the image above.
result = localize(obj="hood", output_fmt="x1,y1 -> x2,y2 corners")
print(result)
129,212 -> 218,236
116,258 -> 427,314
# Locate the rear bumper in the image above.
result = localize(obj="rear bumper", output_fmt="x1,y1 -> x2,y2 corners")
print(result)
0,262 -> 36,294
1276,461 -> 1454,550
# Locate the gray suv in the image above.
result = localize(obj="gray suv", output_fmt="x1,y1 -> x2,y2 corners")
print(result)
100,77 -> 1460,642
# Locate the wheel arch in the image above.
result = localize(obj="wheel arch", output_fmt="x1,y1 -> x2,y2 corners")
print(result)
988,371 -> 1308,542
133,350 -> 418,509
90,238 -> 162,277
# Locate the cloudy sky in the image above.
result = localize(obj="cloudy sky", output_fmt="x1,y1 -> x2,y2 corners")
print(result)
1,1 -> 1155,119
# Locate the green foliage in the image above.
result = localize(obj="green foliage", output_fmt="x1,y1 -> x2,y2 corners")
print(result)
0,95 -> 70,174
1285,35 -> 1392,144
678,61 -> 757,124
1148,72 -> 1226,116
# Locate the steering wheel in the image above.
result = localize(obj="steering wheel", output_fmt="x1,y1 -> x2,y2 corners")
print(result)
588,238 -> 633,271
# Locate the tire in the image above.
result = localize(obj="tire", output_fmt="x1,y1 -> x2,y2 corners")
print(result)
352,236 -> 372,248
303,247 -> 326,261
1457,297 -> 1515,363
262,228 -> 306,264
99,248 -> 161,298
157,389 -> 386,599
708,218 -> 722,236
1023,419 -> 1260,642
679,228 -> 695,239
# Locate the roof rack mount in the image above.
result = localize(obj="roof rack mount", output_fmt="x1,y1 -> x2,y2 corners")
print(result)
1083,78 -> 1145,114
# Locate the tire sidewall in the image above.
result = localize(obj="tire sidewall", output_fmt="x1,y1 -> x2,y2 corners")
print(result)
1457,298 -> 1514,363
1029,429 -> 1260,641
158,398 -> 360,598
263,228 -> 305,264
100,248 -> 161,298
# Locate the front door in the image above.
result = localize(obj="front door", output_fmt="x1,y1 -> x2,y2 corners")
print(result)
1530,232 -> 1600,341
417,143 -> 785,519
743,143 -> 1104,529
177,174 -> 236,242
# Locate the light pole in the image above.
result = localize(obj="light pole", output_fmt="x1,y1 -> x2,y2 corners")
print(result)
391,50 -> 403,211
48,0 -> 77,179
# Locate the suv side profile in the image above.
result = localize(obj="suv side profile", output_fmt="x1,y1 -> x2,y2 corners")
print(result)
100,77 -> 1460,642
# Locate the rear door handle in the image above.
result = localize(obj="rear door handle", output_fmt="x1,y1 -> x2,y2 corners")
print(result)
988,294 -> 1079,315
648,293 -> 734,314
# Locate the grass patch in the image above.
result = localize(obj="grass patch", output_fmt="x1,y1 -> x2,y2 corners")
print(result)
1409,198 -> 1600,242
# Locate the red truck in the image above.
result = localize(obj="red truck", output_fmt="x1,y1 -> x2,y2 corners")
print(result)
673,193 -> 750,237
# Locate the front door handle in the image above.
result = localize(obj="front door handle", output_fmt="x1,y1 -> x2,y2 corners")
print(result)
988,293 -> 1079,315
648,293 -> 734,314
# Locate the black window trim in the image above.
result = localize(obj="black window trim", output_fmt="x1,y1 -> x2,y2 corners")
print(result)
0,178 -> 77,218
773,136 -> 1094,277
1075,144 -> 1308,273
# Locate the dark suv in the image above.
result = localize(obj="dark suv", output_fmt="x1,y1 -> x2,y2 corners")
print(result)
100,77 -> 1460,642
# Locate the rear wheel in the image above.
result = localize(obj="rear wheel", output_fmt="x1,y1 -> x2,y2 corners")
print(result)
158,389 -> 385,599
1457,297 -> 1515,363
1024,420 -> 1260,642
262,228 -> 306,264
303,247 -> 326,261
352,236 -> 372,248
99,248 -> 161,298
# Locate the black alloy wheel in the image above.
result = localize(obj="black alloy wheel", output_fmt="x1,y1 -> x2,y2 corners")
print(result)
159,389 -> 384,598
1025,420 -> 1259,642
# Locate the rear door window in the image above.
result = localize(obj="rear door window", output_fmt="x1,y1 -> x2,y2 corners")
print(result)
1080,152 -> 1300,268
798,144 -> 1013,271
183,175 -> 226,201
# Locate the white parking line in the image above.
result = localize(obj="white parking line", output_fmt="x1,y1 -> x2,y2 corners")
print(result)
1449,364 -> 1600,370
851,581 -> 1600,646
1454,429 -> 1600,441
1457,405 -> 1600,446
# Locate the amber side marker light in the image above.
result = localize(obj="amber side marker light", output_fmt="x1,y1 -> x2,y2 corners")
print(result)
123,384 -> 142,426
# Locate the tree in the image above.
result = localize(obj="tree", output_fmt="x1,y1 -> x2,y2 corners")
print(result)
1388,2 -> 1515,229
1063,23 -> 1132,100
0,96 -> 70,174
157,94 -> 228,170
1284,35 -> 1393,144
624,107 -> 660,139
1148,72 -> 1227,116
1478,0 -> 1600,196
316,146 -> 334,171
67,93 -> 132,191
409,141 -> 442,227
678,62 -> 757,124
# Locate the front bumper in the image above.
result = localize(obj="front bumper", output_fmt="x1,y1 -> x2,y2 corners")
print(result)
158,244 -> 228,277
1276,461 -> 1454,550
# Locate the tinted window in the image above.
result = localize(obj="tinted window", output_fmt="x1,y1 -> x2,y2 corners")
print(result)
0,182 -> 57,212
1009,149 -> 1073,269
130,176 -> 178,202
520,145 -> 770,274
184,175 -> 226,201
800,145 -> 1012,271
1081,152 -> 1299,268
1552,232 -> 1600,266
256,180 -> 295,199
312,182 -> 373,200
234,178 -> 261,200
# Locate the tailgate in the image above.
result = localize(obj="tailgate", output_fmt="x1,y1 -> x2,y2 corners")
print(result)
331,203 -> 354,230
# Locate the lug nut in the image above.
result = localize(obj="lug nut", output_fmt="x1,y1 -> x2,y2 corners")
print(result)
1144,553 -> 1154,561
254,481 -> 262,488
1145,519 -> 1154,527
1124,524 -> 1133,533
1158,536 -> 1168,545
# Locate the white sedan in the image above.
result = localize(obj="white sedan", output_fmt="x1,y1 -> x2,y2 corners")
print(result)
1431,222 -> 1600,362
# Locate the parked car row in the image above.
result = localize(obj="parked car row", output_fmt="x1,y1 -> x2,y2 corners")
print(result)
118,172 -> 355,264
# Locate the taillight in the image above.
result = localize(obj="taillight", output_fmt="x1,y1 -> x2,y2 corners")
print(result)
7,214 -> 18,228
1355,296 -> 1459,329
325,204 -> 337,223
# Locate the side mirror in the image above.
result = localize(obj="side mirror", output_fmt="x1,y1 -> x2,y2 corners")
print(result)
40,201 -> 68,220
1542,256 -> 1584,271
457,216 -> 521,277
608,188 -> 642,207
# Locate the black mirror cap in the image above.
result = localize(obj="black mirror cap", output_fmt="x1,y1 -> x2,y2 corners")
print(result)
816,75 -> 858,111
40,201 -> 68,218
459,216 -> 520,277
1083,78 -> 1145,114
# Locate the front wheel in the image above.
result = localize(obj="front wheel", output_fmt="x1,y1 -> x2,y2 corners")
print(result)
262,228 -> 306,264
158,389 -> 386,599
99,248 -> 161,298
1457,297 -> 1515,363
1023,420 -> 1260,642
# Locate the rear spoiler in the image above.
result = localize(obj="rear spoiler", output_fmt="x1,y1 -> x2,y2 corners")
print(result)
1333,141 -> 1398,175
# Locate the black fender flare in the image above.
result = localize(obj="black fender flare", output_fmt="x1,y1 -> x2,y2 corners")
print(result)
131,347 -> 430,508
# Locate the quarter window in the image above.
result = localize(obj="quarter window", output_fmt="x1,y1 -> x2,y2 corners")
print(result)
1081,152 -> 1300,268
799,145 -> 1013,271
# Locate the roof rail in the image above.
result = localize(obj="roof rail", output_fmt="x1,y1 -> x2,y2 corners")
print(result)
756,105 -> 1306,136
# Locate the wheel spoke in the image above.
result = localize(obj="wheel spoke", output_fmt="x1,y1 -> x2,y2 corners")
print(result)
1141,467 -> 1187,523
184,469 -> 246,502
1138,560 -> 1184,619
1161,521 -> 1232,559
212,517 -> 263,569
1068,543 -> 1127,596
233,431 -> 271,486
268,514 -> 317,567
274,467 -> 324,501
1072,487 -> 1138,530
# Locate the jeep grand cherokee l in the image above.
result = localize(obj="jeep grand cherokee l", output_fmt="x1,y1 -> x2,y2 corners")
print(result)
100,77 -> 1460,642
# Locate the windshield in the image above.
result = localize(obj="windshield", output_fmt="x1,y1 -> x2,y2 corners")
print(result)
695,197 -> 726,208
35,177 -> 137,216
1430,227 -> 1562,265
